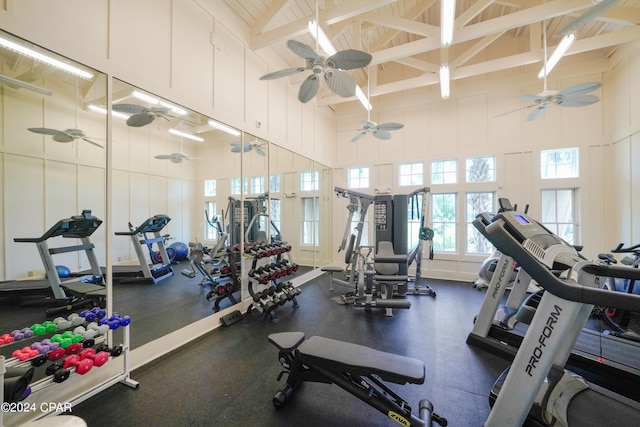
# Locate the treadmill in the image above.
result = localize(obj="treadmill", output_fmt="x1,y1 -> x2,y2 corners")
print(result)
467,209 -> 640,402
476,209 -> 640,426
113,215 -> 174,284
1,210 -> 106,316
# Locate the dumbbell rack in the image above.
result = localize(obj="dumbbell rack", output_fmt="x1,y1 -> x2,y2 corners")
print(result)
245,241 -> 301,322
0,309 -> 137,426
205,245 -> 243,312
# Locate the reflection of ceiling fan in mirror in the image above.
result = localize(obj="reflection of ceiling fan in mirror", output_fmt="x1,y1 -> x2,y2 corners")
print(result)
259,1 -> 371,103
28,79 -> 103,147
112,104 -> 177,128
230,141 -> 266,156
154,152 -> 191,163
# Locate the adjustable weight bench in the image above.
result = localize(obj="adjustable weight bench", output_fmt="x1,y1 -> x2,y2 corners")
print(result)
268,332 -> 447,427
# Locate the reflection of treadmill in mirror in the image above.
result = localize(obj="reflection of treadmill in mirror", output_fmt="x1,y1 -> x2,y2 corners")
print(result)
479,210 -> 640,426
9,210 -> 106,315
114,215 -> 174,284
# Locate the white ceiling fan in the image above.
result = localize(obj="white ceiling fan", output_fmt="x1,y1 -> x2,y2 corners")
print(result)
112,103 -> 177,128
498,22 -> 602,121
230,141 -> 266,156
259,1 -> 371,103
155,127 -> 196,164
28,79 -> 104,147
558,0 -> 621,36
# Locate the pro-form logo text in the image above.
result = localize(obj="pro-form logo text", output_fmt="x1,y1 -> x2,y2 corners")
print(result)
525,304 -> 563,377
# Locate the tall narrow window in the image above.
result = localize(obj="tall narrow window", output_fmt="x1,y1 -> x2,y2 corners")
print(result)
431,159 -> 457,184
302,197 -> 319,245
204,201 -> 219,240
348,167 -> 369,189
270,198 -> 281,241
270,174 -> 281,193
300,171 -> 319,192
231,177 -> 248,195
432,193 -> 456,252
541,148 -> 579,179
466,192 -> 495,253
466,156 -> 496,182
204,179 -> 216,196
251,176 -> 265,194
399,162 -> 423,186
541,189 -> 577,244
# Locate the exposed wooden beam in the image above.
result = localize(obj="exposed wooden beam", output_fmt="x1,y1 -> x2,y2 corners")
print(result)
371,1 -> 436,51
251,0 -> 290,35
455,0 -> 497,29
393,57 -> 439,73
451,31 -> 506,68
250,0 -> 399,50
361,11 -> 438,38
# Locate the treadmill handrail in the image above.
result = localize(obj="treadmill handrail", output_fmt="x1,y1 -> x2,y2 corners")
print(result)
485,218 -> 640,312
14,212 -> 103,243
114,215 -> 171,236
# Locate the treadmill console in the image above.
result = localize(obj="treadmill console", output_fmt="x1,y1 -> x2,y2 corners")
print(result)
492,210 -> 583,270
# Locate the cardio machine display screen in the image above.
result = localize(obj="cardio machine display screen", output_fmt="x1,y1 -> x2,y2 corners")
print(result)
514,214 -> 530,225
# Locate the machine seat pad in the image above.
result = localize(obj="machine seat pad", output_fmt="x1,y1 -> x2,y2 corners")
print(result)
321,266 -> 344,273
299,336 -> 425,385
268,332 -> 306,352
374,275 -> 408,282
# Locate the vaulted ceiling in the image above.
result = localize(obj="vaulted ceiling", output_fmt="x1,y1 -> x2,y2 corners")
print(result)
225,0 -> 640,107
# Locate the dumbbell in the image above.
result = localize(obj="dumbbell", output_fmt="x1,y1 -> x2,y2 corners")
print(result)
29,321 -> 58,336
62,354 -> 94,375
8,327 -> 35,342
44,363 -> 71,383
79,348 -> 110,367
51,331 -> 83,349
98,313 -> 131,330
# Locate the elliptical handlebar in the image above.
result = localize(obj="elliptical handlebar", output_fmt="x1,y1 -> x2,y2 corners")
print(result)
611,242 -> 640,254
484,217 -> 640,313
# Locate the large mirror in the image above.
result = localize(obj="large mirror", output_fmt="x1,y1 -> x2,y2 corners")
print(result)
0,30 -> 107,340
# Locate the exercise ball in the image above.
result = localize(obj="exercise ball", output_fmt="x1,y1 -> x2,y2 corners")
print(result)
55,265 -> 71,278
170,242 -> 189,261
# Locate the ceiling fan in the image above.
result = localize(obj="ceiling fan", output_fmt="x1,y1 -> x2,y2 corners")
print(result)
558,0 -> 620,36
111,103 -> 177,128
230,141 -> 266,156
154,152 -> 191,163
259,2 -> 371,103
28,79 -> 103,147
499,22 -> 602,121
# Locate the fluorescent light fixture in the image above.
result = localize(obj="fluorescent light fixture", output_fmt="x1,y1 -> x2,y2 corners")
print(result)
0,35 -> 93,80
159,101 -> 187,116
208,119 -> 241,136
88,104 -> 129,120
131,90 -> 159,104
537,33 -> 576,79
439,65 -> 450,99
0,73 -> 52,95
441,0 -> 456,47
169,128 -> 204,142
308,19 -> 370,110
308,20 -> 337,55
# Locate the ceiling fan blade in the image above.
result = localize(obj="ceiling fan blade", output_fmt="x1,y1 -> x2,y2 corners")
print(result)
519,94 -> 546,101
557,82 -> 602,97
127,113 -> 156,127
351,132 -> 367,142
324,70 -> 356,98
28,127 -> 62,136
112,103 -> 148,114
155,154 -> 172,159
299,74 -> 320,103
558,0 -> 620,36
528,105 -> 549,121
260,67 -> 307,80
373,130 -> 392,140
377,122 -> 404,131
360,120 -> 376,129
287,40 -> 319,61
53,133 -> 75,143
558,94 -> 600,107
255,147 -> 266,156
326,49 -> 372,71
82,138 -> 104,148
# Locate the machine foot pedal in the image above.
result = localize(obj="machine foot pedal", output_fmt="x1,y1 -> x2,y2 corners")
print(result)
220,310 -> 243,326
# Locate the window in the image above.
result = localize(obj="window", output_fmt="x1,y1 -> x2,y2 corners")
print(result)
204,179 -> 216,196
270,174 -> 281,193
466,156 -> 495,183
352,210 -> 369,247
431,159 -> 457,184
301,171 -> 319,192
541,189 -> 577,244
302,197 -> 319,245
399,162 -> 423,186
431,193 -> 456,252
231,177 -> 248,195
541,148 -> 579,179
407,193 -> 424,250
251,176 -> 264,194
270,198 -> 281,241
204,201 -> 220,240
466,192 -> 495,254
348,167 -> 369,189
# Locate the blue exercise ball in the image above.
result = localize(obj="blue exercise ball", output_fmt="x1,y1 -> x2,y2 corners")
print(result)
170,242 -> 189,261
55,265 -> 71,278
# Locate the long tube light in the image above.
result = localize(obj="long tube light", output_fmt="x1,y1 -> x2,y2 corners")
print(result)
537,33 -> 576,79
0,35 -> 93,80
439,65 -> 450,99
131,90 -> 187,116
308,19 -> 371,111
441,0 -> 456,47
0,74 -> 52,95
208,119 -> 241,136
88,104 -> 130,120
169,128 -> 204,142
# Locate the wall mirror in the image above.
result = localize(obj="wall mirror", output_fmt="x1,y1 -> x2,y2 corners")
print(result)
109,78 -> 244,348
0,30 -> 107,337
